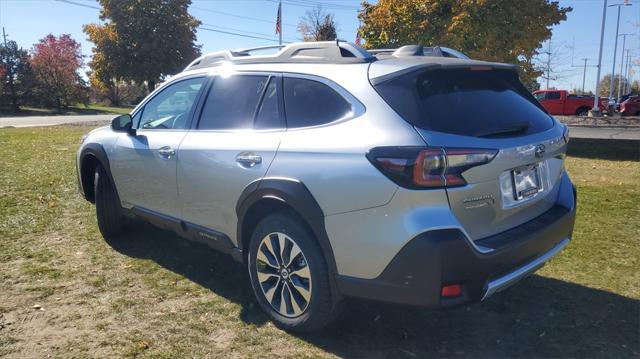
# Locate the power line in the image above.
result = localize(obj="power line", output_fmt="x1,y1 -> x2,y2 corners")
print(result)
54,0 -> 100,10
201,23 -> 300,42
267,0 -> 359,11
199,27 -> 290,43
53,0 -> 301,44
191,5 -> 297,28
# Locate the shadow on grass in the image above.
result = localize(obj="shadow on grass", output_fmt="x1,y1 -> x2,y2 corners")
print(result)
106,221 -> 639,358
568,138 -> 639,161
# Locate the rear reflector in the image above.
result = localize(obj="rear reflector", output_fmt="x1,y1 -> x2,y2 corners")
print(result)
367,146 -> 497,189
441,284 -> 463,298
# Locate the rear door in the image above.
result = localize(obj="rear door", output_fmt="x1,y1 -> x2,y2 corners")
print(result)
373,67 -> 567,240
177,73 -> 283,241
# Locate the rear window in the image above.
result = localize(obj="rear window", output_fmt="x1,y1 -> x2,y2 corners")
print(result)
374,69 -> 554,137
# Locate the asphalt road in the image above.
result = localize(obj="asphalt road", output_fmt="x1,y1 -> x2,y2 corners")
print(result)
0,114 -> 114,128
1,114 -> 639,140
568,126 -> 640,140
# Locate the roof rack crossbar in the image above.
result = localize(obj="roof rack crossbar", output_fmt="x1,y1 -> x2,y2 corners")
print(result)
183,41 -> 376,71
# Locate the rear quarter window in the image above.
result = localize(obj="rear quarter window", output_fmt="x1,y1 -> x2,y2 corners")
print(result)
284,77 -> 351,128
374,69 -> 554,137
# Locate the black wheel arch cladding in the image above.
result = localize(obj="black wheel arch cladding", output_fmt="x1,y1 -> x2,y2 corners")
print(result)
236,178 -> 339,280
79,143 -> 119,203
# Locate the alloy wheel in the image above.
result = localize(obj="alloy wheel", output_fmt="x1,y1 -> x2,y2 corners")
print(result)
255,232 -> 312,317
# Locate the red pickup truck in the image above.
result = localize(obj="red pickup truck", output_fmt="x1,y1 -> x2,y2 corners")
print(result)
533,90 -> 608,116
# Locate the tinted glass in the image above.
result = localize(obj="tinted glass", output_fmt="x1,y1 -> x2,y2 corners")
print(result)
375,69 -> 553,137
546,91 -> 561,100
255,77 -> 282,129
284,77 -> 351,128
139,77 -> 205,130
199,75 -> 268,130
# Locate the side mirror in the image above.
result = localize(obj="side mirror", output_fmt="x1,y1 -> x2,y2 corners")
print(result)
111,114 -> 136,136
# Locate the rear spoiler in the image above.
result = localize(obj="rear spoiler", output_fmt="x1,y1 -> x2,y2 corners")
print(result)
369,61 -> 519,86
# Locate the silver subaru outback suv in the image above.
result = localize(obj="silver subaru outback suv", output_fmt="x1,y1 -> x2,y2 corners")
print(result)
77,41 -> 576,332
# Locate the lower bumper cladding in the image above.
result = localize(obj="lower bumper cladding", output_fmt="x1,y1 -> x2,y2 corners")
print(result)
335,193 -> 576,307
481,237 -> 570,301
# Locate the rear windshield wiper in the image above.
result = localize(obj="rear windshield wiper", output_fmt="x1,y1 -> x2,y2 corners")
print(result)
475,122 -> 530,138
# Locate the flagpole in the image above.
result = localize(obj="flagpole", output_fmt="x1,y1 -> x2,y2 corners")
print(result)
278,0 -> 282,45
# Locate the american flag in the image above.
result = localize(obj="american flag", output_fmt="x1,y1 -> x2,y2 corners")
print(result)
275,1 -> 282,35
355,30 -> 361,46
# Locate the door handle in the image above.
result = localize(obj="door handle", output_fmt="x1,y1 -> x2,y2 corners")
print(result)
158,146 -> 176,159
236,152 -> 262,168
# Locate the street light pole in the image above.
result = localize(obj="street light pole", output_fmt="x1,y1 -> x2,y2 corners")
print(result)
617,33 -> 631,101
608,5 -> 622,105
608,2 -> 632,109
582,58 -> 588,94
591,0 -> 608,116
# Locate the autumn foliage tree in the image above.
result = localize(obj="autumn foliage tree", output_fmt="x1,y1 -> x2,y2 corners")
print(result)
30,34 -> 85,109
358,0 -> 571,87
84,0 -> 201,93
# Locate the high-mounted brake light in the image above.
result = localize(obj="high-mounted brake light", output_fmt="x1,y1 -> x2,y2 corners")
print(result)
367,146 -> 497,189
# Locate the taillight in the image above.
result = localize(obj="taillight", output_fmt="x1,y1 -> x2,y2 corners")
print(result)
367,146 -> 497,189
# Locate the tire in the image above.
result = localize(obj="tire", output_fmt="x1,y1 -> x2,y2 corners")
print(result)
94,164 -> 124,238
247,211 -> 341,332
575,107 -> 589,116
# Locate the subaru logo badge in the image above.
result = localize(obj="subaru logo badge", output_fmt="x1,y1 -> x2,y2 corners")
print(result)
534,144 -> 546,158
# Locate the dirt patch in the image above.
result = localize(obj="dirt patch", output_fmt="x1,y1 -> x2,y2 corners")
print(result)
557,115 -> 640,127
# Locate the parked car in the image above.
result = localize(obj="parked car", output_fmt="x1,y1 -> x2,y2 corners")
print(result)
533,89 -> 607,116
77,42 -> 576,332
618,95 -> 640,116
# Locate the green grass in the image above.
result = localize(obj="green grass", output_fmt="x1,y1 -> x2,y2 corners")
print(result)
0,127 -> 638,358
0,104 -> 132,117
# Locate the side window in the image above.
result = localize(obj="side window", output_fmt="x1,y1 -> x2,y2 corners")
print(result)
546,91 -> 561,100
198,75 -> 268,130
254,77 -> 282,129
138,77 -> 206,130
284,77 -> 351,128
533,92 -> 545,101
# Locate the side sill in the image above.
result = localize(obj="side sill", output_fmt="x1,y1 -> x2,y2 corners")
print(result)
128,206 -> 238,256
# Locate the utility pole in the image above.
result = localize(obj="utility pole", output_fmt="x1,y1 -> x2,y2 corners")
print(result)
545,40 -> 551,89
624,49 -> 631,94
2,27 -> 7,46
581,58 -> 589,94
572,58 -> 597,95
591,0 -> 608,116
608,1 -> 632,109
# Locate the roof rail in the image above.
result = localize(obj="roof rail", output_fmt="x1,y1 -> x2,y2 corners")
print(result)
368,45 -> 470,59
183,40 -> 375,71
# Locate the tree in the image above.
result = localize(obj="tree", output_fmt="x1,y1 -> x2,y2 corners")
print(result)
30,34 -> 85,109
298,6 -> 338,41
358,0 -> 571,87
598,74 -> 630,97
84,0 -> 201,93
0,38 -> 33,110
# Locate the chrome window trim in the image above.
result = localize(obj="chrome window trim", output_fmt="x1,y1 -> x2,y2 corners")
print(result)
281,72 -> 366,131
192,71 -> 286,133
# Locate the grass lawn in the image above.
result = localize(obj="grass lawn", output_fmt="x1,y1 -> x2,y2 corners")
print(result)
0,126 -> 638,358
0,104 -> 132,117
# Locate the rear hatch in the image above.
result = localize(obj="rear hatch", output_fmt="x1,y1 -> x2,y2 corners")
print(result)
370,61 -> 569,241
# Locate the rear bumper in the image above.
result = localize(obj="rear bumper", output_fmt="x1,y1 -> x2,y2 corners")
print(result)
335,184 -> 576,307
